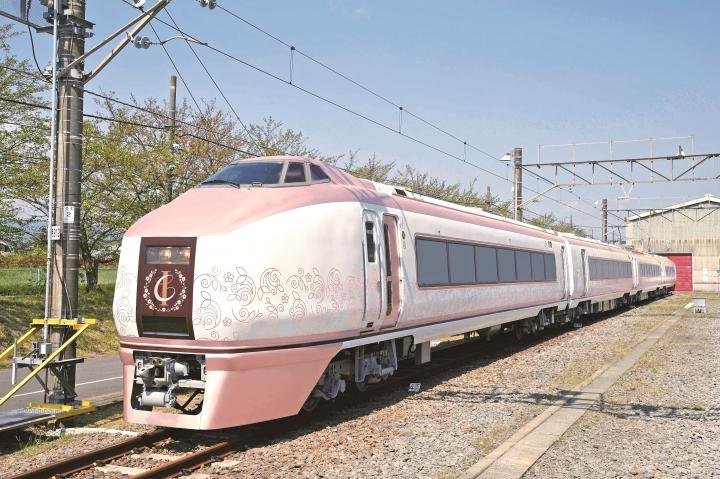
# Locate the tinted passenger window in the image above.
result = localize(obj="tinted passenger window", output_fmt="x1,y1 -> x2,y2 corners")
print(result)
310,164 -> 329,182
515,251 -> 531,281
417,239 -> 449,286
544,254 -> 557,281
284,162 -> 306,183
449,243 -> 476,284
475,246 -> 498,283
531,253 -> 545,281
497,249 -> 516,282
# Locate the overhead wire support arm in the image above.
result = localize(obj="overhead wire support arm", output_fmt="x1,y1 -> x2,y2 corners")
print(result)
60,0 -> 173,84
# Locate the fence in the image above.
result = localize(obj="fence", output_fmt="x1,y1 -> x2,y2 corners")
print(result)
0,268 -> 117,295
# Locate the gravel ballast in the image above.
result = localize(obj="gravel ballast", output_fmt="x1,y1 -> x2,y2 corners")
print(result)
524,295 -> 719,479
0,294 -> 704,478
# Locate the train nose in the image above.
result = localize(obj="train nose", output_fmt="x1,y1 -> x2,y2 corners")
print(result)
135,237 -> 197,339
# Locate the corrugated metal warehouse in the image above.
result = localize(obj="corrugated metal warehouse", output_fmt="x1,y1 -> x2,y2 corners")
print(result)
626,194 -> 720,292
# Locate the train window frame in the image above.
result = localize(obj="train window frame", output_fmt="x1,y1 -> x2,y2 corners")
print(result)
497,248 -> 517,283
282,161 -> 307,183
415,235 -> 558,288
365,221 -> 376,263
531,252 -> 545,281
475,245 -> 499,283
544,253 -> 557,281
416,238 -> 450,286
448,242 -> 476,285
309,164 -> 331,182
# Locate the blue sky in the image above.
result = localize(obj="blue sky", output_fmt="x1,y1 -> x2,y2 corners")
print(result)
8,0 -> 720,237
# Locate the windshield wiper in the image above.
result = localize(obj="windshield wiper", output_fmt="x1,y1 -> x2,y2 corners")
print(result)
201,179 -> 240,188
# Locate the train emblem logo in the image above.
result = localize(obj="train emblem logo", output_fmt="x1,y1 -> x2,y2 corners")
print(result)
142,268 -> 188,312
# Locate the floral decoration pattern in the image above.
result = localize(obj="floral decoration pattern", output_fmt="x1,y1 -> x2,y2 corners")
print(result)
113,265 -> 136,336
192,266 -> 362,340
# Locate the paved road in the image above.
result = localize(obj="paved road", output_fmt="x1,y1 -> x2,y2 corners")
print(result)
0,353 -> 123,411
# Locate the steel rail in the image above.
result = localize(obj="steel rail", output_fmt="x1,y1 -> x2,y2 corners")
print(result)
7,429 -> 172,479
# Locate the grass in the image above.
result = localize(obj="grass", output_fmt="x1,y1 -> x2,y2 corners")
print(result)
0,273 -> 119,365
0,268 -> 117,296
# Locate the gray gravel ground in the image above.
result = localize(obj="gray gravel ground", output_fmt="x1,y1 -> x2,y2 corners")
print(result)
195,294 -> 688,479
0,294 -> 698,479
525,295 -> 720,479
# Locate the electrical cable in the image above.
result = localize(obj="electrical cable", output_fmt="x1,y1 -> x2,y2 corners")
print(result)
25,0 -> 50,82
118,3 -> 606,229
163,8 -> 268,157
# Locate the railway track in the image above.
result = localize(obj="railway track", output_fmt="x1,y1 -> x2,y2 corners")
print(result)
9,306 -> 639,479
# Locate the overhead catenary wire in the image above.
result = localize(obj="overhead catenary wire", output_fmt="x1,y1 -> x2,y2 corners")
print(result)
162,8 -> 267,157
206,1 -> 621,226
117,3 -> 607,228
1,62 -> 604,230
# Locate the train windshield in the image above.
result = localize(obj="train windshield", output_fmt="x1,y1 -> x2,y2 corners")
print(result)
202,162 -> 284,186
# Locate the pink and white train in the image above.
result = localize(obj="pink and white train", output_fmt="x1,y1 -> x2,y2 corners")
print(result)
113,156 -> 675,430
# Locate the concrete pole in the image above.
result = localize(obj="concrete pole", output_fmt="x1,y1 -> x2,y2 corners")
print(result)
167,75 -> 177,202
49,0 -> 89,404
602,198 -> 608,243
513,147 -> 523,222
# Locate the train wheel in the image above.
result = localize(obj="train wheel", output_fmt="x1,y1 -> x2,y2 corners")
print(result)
302,397 -> 321,412
353,379 -> 369,393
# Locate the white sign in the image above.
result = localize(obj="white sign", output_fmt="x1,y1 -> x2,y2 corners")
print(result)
50,226 -> 61,241
63,206 -> 75,224
408,383 -> 422,393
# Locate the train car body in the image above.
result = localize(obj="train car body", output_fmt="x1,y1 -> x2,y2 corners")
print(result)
113,156 -> 675,429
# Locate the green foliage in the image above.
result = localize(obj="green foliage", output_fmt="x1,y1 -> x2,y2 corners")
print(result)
0,24 -> 50,248
337,152 -> 581,234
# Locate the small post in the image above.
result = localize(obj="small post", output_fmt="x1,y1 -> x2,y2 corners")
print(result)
602,198 -> 608,242
513,147 -> 523,221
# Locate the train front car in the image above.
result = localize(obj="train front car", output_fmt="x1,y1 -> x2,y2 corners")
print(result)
113,157 -> 371,429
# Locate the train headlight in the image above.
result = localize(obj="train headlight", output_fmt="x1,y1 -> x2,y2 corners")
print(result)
145,246 -> 192,265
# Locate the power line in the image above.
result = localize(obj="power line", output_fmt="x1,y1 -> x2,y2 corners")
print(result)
163,8 -> 267,156
147,22 -> 202,112
0,63 -> 601,230
120,3 -> 605,227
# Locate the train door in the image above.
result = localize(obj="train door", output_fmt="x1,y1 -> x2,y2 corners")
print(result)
380,214 -> 401,329
581,248 -> 589,296
560,246 -> 569,299
631,256 -> 639,288
362,211 -> 382,328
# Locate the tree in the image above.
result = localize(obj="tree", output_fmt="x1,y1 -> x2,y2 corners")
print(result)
0,24 -> 51,249
338,152 -> 583,235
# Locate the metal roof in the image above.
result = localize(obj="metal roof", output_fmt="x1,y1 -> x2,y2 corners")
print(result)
626,194 -> 720,222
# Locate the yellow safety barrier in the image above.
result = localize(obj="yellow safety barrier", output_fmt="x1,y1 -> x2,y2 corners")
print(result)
0,318 -> 96,408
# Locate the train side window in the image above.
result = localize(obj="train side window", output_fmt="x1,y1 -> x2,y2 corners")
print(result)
531,252 -> 545,281
310,164 -> 330,182
449,243 -> 476,284
515,250 -> 532,281
497,249 -> 516,282
475,246 -> 498,283
416,239 -> 449,286
284,162 -> 306,183
365,222 -> 375,263
544,253 -> 557,281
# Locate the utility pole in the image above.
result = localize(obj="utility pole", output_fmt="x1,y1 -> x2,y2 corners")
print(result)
48,0 -> 92,404
167,74 -> 177,202
602,198 -> 608,243
513,147 -> 523,222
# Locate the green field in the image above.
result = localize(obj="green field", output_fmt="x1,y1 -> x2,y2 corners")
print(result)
0,268 -> 119,363
0,268 -> 117,296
